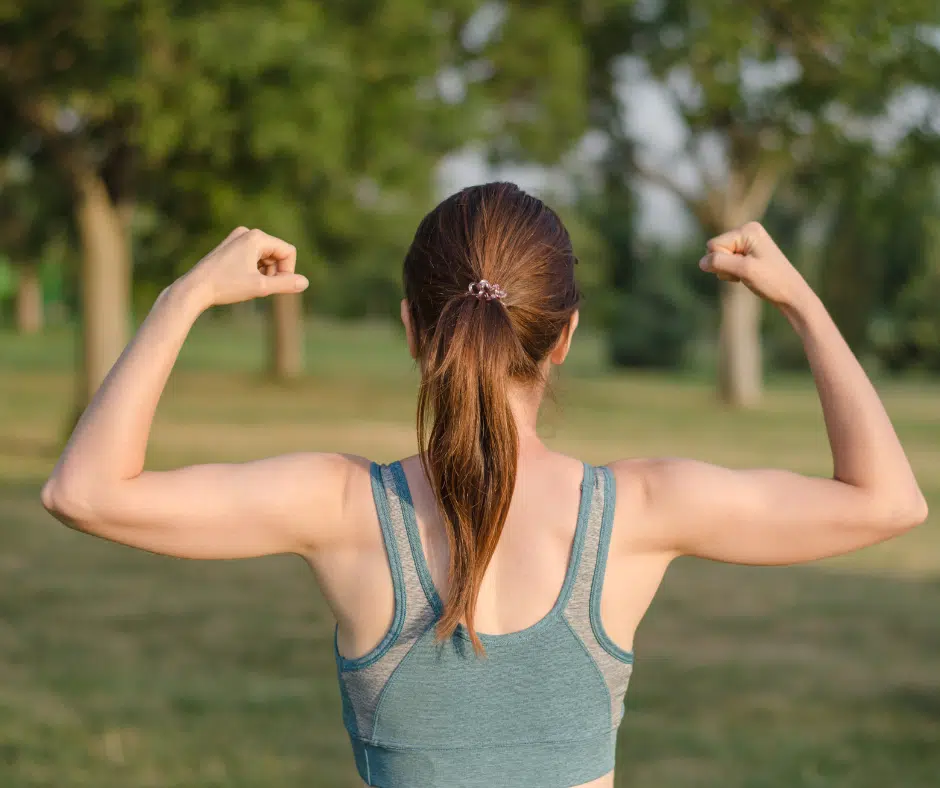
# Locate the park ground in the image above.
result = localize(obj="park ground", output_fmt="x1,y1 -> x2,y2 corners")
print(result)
1,317 -> 938,787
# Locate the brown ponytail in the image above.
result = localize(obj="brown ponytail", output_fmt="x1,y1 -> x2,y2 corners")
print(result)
404,183 -> 580,655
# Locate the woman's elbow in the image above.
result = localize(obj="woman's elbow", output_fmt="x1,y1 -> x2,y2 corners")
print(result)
908,490 -> 930,528
40,477 -> 95,530
877,488 -> 929,535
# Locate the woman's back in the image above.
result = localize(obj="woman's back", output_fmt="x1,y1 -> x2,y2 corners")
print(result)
42,189 -> 927,788
333,452 -> 636,788
407,449 -> 585,637
330,447 -> 669,672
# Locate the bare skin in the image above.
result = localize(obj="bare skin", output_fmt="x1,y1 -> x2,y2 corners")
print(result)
42,222 -> 928,788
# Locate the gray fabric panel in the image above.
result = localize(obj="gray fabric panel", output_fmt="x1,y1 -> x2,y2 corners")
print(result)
380,464 -> 432,613
563,469 -> 634,726
342,464 -> 436,740
341,602 -> 438,742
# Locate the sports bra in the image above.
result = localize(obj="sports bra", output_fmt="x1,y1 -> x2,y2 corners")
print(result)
334,461 -> 634,788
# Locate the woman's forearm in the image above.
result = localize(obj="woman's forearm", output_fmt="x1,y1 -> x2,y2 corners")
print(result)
46,276 -> 209,496
783,289 -> 926,511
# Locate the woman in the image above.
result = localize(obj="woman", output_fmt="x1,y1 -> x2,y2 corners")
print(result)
43,183 -> 927,788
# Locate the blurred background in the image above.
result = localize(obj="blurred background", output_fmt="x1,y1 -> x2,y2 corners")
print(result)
1,1 -> 939,786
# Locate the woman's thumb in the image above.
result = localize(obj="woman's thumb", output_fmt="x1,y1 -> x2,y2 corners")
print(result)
268,273 -> 310,294
699,251 -> 749,280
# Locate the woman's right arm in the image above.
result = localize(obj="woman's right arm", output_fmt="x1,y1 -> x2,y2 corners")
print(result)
612,222 -> 928,566
41,228 -> 368,561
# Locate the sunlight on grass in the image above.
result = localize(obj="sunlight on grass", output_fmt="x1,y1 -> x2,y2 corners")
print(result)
1,318 -> 938,787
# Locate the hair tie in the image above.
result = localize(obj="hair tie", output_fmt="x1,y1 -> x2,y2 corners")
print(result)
468,279 -> 507,302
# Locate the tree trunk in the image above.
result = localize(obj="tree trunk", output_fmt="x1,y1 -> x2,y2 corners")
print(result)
15,265 -> 43,334
710,167 -> 780,407
74,169 -> 131,404
717,281 -> 762,407
267,293 -> 304,380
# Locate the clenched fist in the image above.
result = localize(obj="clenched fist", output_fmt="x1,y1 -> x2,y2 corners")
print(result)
699,222 -> 811,309
182,227 -> 309,308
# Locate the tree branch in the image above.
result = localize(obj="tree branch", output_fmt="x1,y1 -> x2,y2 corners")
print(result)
630,157 -> 722,231
741,157 -> 785,219
629,158 -> 700,207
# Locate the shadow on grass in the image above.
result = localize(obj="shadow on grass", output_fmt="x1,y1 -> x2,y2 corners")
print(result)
881,684 -> 940,719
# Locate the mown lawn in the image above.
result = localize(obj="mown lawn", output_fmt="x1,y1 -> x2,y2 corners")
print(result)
1,318 -> 938,787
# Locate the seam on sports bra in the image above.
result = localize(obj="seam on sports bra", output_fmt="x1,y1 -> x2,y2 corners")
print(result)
560,612 -> 614,730
353,726 -> 618,752
369,627 -> 429,739
389,460 -> 444,614
336,462 -> 408,673
450,608 -> 563,644
589,466 -> 635,664
555,462 -> 594,612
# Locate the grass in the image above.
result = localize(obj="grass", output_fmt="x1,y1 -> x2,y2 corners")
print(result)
0,317 -> 938,787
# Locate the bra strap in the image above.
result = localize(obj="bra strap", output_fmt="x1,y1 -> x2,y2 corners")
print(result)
561,465 -> 633,726
374,462 -> 437,624
562,464 -> 607,622
336,463 -> 440,742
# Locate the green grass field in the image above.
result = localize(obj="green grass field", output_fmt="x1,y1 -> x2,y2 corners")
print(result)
1,317 -> 938,787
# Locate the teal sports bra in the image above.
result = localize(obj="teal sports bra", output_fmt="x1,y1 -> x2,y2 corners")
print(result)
334,461 -> 634,788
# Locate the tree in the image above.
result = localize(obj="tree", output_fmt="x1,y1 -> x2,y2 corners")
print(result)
883,213 -> 940,372
783,137 -> 940,367
594,0 -> 940,404
134,1 -> 593,366
832,149 -> 940,372
1,0 -> 139,400
2,1 -> 597,392
0,154 -> 52,334
3,1 -> 476,390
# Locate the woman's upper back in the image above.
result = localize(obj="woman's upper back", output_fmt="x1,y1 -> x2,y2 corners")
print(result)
329,452 -> 636,788
402,450 -> 588,638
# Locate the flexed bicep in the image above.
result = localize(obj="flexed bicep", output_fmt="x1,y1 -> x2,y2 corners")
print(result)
623,222 -> 927,566
43,453 -> 363,560
615,458 -> 924,566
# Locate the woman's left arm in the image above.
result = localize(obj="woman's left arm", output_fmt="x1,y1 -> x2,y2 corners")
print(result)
41,227 -> 361,560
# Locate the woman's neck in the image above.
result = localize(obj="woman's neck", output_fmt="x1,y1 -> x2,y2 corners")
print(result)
507,379 -> 545,443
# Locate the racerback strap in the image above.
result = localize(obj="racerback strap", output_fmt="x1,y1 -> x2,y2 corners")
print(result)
562,465 -> 634,725
336,464 -> 438,741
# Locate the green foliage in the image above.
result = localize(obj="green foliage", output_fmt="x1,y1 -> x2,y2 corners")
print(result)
130,0 -> 596,310
0,256 -> 13,301
608,242 -> 705,370
790,145 -> 940,372
581,168 -> 706,371
574,178 -> 637,334
2,1 -> 594,320
586,0 -> 940,381
754,185 -> 812,371
624,0 -> 940,168
474,4 -> 588,163
819,186 -> 882,354
4,0 -> 940,380
0,153 -> 71,270
0,0 -> 142,213
547,196 -> 614,329
873,216 -> 940,372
